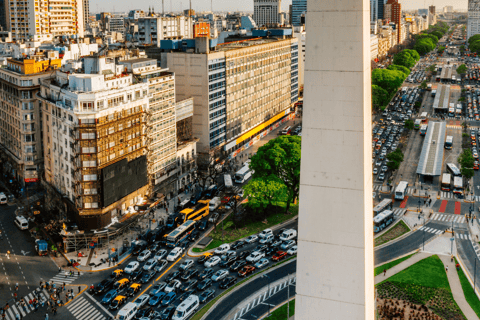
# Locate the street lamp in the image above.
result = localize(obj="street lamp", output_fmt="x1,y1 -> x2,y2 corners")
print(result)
262,274 -> 271,317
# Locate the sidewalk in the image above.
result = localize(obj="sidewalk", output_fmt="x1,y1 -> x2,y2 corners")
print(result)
375,252 -> 478,320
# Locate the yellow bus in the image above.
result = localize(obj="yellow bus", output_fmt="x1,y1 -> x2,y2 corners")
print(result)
179,200 -> 209,224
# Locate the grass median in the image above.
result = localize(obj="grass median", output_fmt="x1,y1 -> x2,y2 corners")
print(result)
190,256 -> 296,320
455,258 -> 480,318
374,253 -> 416,276
268,299 -> 295,320
192,203 -> 298,253
374,220 -> 410,247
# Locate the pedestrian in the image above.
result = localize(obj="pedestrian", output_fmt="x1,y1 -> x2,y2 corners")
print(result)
34,303 -> 38,312
451,255 -> 454,262
45,313 -> 48,320
53,307 -> 57,316
383,269 -> 386,276
446,266 -> 449,273
77,271 -> 80,277
14,292 -> 17,301
15,313 -> 19,320
78,286 -> 81,294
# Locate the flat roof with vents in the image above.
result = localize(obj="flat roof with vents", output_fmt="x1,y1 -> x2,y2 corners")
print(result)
416,121 -> 446,176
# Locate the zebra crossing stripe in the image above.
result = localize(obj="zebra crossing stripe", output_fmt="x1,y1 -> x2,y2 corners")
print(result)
419,226 -> 425,230
77,306 -> 96,320
69,298 -> 89,315
436,230 -> 443,235
469,235 -> 473,241
432,213 -> 438,220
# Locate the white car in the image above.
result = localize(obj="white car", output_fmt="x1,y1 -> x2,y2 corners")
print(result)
205,256 -> 221,268
287,245 -> 298,255
246,251 -> 265,263
179,259 -> 194,271
244,235 -> 258,244
154,249 -> 168,261
280,240 -> 296,251
154,259 -> 168,273
165,279 -> 181,293
143,258 -> 158,271
133,294 -> 150,308
137,250 -> 152,262
124,261 -> 140,274
214,244 -> 230,255
258,229 -> 273,239
211,269 -> 229,282
167,247 -> 183,262
255,258 -> 270,269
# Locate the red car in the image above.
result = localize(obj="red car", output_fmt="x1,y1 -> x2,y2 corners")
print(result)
238,265 -> 256,277
475,161 -> 479,170
272,251 -> 287,261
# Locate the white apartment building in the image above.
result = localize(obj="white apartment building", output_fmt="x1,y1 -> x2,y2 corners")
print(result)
253,0 -> 283,27
293,26 -> 305,89
6,0 -> 84,42
469,0 -> 480,39
137,16 -> 193,46
370,34 -> 379,61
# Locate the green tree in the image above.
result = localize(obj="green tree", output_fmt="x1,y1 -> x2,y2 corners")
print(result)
387,64 -> 410,77
438,46 -> 446,54
414,38 -> 436,55
419,80 -> 428,90
386,149 -> 404,171
393,49 -> 420,69
404,119 -> 414,130
460,45 -> 466,53
243,178 -> 287,219
372,85 -> 390,110
458,148 -> 475,180
426,64 -> 436,73
458,97 -> 466,102
249,136 -> 301,214
457,64 -> 467,74
431,31 -> 443,40
468,34 -> 480,45
372,68 -> 407,94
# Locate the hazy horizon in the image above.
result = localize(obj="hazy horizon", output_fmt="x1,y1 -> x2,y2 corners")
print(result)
89,0 -> 468,15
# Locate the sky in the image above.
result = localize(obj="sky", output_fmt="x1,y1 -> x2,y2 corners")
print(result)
90,0 -> 468,15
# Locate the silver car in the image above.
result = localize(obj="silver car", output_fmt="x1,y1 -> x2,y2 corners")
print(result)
211,269 -> 229,282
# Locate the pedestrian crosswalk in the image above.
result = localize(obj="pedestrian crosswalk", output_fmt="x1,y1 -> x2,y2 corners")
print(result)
456,233 -> 472,241
392,208 -> 407,217
440,191 -> 455,199
446,125 -> 463,129
66,296 -> 106,320
373,185 -> 414,195
430,213 -> 466,224
49,270 -> 83,285
418,226 -> 444,235
3,288 -> 50,320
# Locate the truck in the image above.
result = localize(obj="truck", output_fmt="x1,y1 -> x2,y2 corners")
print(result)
35,239 -> 48,256
209,197 -> 221,211
431,89 -> 437,97
453,176 -> 463,194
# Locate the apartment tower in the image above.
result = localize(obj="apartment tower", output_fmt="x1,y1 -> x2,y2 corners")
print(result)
253,0 -> 283,27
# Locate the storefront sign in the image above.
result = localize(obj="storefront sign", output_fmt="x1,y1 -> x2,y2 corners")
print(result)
24,178 -> 38,183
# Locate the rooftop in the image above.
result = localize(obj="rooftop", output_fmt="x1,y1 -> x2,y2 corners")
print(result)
216,37 -> 286,52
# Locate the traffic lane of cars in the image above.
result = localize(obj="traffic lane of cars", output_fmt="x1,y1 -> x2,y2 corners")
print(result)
89,222 -> 298,317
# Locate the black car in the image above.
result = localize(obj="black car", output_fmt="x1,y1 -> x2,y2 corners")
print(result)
129,270 -> 143,282
148,243 -> 160,253
189,230 -> 199,241
159,306 -> 176,320
180,279 -> 198,292
135,307 -> 155,319
141,271 -> 156,284
231,240 -> 245,250
230,260 -> 247,271
166,270 -> 182,283
189,191 -> 203,206
237,250 -> 251,261
197,254 -> 211,264
219,256 -> 237,268
198,268 -> 214,280
93,279 -> 114,295
180,240 -> 190,250
254,244 -> 268,252
265,246 -> 277,256
132,244 -> 147,256
219,276 -> 237,289
178,289 -> 195,301
199,289 -> 215,303
197,278 -> 213,290
180,269 -> 198,281
198,219 -> 208,231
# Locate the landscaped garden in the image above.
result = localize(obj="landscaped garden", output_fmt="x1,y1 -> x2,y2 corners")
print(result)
374,220 -> 410,247
376,255 -> 466,319
374,253 -> 416,276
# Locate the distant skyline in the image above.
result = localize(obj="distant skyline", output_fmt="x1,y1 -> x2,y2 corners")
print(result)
89,0 -> 468,14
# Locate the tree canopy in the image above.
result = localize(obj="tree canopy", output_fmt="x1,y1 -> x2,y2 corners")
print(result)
468,34 -> 480,45
456,64 -> 467,74
414,38 -> 437,55
249,136 -> 301,213
386,149 -> 404,171
404,119 -> 414,130
438,46 -> 446,54
458,148 -> 475,180
393,49 -> 420,69
387,64 -> 410,77
372,68 -> 407,94
243,178 -> 287,219
372,85 -> 390,110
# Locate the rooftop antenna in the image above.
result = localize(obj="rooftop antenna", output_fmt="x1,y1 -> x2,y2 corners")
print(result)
211,0 -> 213,13
189,0 -> 192,17
162,0 -> 164,15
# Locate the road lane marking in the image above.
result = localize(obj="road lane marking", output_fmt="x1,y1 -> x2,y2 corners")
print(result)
439,200 -> 448,212
84,292 -> 114,318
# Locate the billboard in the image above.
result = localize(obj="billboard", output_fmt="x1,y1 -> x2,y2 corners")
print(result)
101,156 -> 148,207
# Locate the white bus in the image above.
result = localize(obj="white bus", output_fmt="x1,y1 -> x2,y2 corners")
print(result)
448,107 -> 456,117
420,124 -> 428,136
395,181 -> 409,200
445,136 -> 453,149
373,210 -> 395,233
234,164 -> 252,184
446,163 -> 461,176
373,199 -> 393,216
224,174 -> 233,190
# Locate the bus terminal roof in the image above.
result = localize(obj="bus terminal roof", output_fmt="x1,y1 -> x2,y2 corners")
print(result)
416,121 -> 446,176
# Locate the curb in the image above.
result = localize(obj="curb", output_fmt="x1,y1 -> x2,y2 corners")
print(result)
374,249 -> 420,268
199,258 -> 297,320
61,250 -> 133,273
259,297 -> 295,319
49,284 -> 87,307
188,215 -> 299,257
456,252 -> 480,302
375,219 -> 415,250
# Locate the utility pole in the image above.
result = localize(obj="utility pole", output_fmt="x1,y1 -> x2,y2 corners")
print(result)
162,0 -> 164,15
287,273 -> 290,318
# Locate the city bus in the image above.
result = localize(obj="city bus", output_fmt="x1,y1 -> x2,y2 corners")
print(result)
234,164 -> 253,184
179,200 -> 209,224
445,135 -> 453,149
419,124 -> 428,136
395,181 -> 409,200
448,107 -> 456,117
165,220 -> 196,247
441,173 -> 452,191
373,210 -> 395,233
224,174 -> 233,190
420,112 -> 428,121
414,119 -> 422,130
373,199 -> 393,217
446,163 -> 461,176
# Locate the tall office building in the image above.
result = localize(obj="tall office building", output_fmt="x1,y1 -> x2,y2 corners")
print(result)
6,0 -> 84,42
384,0 -> 401,43
84,0 -> 90,28
371,0 -> 386,22
253,0 -> 283,27
468,0 -> 480,40
161,32 -> 298,162
292,0 -> 307,26
137,16 -> 193,46
0,0 -> 7,30
429,5 -> 435,15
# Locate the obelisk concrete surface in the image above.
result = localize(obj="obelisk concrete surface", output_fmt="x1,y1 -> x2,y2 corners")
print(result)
295,0 -> 374,319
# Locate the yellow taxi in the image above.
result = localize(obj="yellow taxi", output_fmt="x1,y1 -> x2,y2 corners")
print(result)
126,283 -> 142,297
111,269 -> 124,278
109,295 -> 126,310
113,278 -> 130,290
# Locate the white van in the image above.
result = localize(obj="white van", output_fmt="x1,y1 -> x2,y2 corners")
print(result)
172,295 -> 199,320
0,193 -> 7,204
115,302 -> 138,320
279,229 -> 297,241
209,197 -> 221,211
280,126 -> 291,135
14,216 -> 29,230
